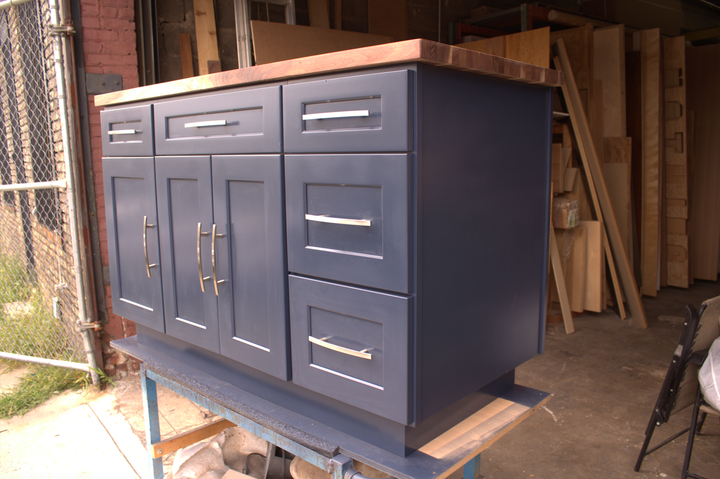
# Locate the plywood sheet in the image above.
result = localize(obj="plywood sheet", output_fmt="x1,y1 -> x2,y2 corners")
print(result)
593,25 -> 626,137
580,221 -> 603,312
250,21 -> 392,65
505,27 -> 550,68
308,0 -> 330,29
368,0 -> 408,41
687,44 -> 720,281
459,36 -> 506,58
551,24 -> 593,111
194,0 -> 221,75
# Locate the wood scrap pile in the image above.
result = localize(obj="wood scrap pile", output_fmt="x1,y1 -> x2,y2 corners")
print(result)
459,24 -> 720,333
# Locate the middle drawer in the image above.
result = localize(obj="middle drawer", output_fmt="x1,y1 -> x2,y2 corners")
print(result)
285,154 -> 412,294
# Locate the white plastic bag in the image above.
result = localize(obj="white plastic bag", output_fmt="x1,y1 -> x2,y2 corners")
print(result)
698,336 -> 720,412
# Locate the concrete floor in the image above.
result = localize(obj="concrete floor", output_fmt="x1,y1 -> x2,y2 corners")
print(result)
482,280 -> 720,479
1,281 -> 719,479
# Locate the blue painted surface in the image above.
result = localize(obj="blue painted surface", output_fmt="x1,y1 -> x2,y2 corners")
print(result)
463,453 -> 481,479
141,372 -> 163,479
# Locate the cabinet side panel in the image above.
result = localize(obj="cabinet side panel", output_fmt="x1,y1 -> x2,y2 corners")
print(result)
417,65 -> 552,420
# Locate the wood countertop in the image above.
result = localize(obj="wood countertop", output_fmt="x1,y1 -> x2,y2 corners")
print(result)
95,39 -> 563,107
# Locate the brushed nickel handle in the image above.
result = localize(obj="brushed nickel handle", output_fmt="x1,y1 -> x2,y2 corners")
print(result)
108,129 -> 140,135
211,224 -> 226,296
197,223 -> 211,292
302,110 -> 369,121
184,119 -> 228,128
308,336 -> 372,360
143,216 -> 157,278
305,214 -> 371,227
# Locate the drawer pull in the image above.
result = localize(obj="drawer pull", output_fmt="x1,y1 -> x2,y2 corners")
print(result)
309,336 -> 372,360
197,223 -> 211,293
305,214 -> 371,227
108,129 -> 140,136
211,224 -> 226,296
184,119 -> 228,128
301,110 -> 369,121
143,216 -> 157,278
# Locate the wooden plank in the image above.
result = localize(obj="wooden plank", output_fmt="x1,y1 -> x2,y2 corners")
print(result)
551,143 -> 564,194
554,39 -> 647,327
567,225 -> 587,312
550,226 -> 575,333
590,79 -> 605,164
179,33 -> 194,78
193,0 -> 221,76
459,36 -> 506,58
687,44 -> 720,281
368,0 -> 408,41
604,137 -> 633,266
580,221 -> 603,312
250,21 -> 393,65
687,109 -> 695,284
663,36 -> 689,288
638,29 -> 662,297
151,419 -> 235,458
593,25 -> 626,137
504,27 -> 550,68
307,0 -> 330,29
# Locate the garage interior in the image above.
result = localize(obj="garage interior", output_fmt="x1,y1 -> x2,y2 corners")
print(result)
93,1 -> 720,478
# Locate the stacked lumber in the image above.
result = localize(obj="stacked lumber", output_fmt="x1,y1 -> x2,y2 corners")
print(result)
456,22 -> 720,329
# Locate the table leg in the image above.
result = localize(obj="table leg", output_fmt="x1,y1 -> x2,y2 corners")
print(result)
463,453 -> 482,479
142,371 -> 164,479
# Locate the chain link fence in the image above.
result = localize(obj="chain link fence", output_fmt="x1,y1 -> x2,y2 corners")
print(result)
0,0 -> 87,366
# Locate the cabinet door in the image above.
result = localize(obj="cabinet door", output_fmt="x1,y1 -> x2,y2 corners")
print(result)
156,156 -> 219,353
213,155 -> 289,380
102,157 -> 164,331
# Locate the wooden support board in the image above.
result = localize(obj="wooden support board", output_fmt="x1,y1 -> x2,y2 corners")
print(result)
550,227 -> 575,334
152,419 -> 236,458
554,39 -> 646,327
250,21 -> 393,64
686,44 -> 720,281
637,29 -> 662,297
193,0 -> 221,75
663,36 -> 689,288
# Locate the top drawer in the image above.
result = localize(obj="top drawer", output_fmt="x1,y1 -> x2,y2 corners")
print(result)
283,70 -> 412,153
101,105 -> 154,157
154,86 -> 282,155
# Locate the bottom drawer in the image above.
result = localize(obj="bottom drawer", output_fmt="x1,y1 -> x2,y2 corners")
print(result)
289,275 -> 412,424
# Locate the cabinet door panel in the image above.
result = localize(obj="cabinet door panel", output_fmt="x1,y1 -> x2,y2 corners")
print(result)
103,157 -> 164,330
213,155 -> 289,380
156,156 -> 219,353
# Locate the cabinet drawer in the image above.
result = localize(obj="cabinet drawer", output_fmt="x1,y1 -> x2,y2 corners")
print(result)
285,154 -> 411,294
289,276 -> 411,424
101,105 -> 154,157
283,70 -> 412,153
154,86 -> 282,155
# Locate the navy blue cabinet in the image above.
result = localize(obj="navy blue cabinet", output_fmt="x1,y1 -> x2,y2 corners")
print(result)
101,64 -> 553,456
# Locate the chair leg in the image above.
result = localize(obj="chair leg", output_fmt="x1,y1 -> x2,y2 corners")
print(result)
696,412 -> 708,434
681,388 -> 705,479
634,413 -> 659,472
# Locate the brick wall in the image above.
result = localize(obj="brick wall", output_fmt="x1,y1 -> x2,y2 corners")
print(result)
80,0 -> 140,376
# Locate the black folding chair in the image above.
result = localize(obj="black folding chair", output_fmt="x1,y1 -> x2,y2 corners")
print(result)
634,297 -> 720,478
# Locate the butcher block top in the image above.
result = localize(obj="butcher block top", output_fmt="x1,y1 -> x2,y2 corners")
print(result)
95,38 -> 563,107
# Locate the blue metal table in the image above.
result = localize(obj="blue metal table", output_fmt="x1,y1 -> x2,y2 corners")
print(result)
112,337 -> 550,479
